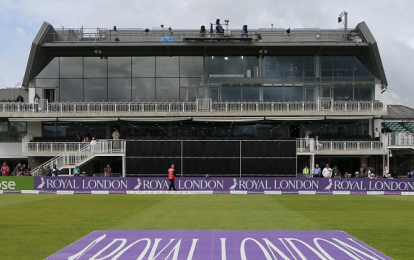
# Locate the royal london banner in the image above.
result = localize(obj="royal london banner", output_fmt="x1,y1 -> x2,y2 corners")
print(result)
46,230 -> 391,260
32,176 -> 414,194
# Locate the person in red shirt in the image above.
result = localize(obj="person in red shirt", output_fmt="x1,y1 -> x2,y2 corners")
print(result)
168,164 -> 177,191
1,162 -> 10,176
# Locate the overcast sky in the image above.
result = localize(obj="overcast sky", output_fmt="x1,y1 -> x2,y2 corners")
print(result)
1,0 -> 413,106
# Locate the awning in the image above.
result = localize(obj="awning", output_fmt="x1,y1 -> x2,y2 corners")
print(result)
192,117 -> 264,122
58,118 -> 119,122
325,116 -> 373,120
265,117 -> 325,121
8,117 -> 57,122
119,117 -> 191,122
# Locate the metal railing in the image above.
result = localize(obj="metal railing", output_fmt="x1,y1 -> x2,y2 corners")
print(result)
297,138 -> 385,153
1,99 -> 385,114
385,132 -> 414,146
45,28 -> 361,44
30,139 -> 125,176
23,142 -> 90,154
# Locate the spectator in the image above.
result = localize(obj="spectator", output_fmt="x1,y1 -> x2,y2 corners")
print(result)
1,162 -> 10,176
374,128 -> 381,141
33,94 -> 40,112
51,165 -> 59,177
81,171 -> 88,177
22,164 -> 30,176
104,168 -> 109,177
333,166 -> 341,178
16,95 -> 24,102
45,165 -> 52,176
73,165 -> 80,177
38,165 -> 45,176
322,164 -> 332,178
13,163 -> 22,176
90,137 -> 97,146
106,164 -> 112,174
302,165 -> 310,177
313,164 -> 321,177
112,129 -> 120,140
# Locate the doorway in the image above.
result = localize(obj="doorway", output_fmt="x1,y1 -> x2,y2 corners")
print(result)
44,89 -> 55,103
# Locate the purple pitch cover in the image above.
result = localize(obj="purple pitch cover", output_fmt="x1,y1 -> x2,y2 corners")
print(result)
47,230 -> 391,259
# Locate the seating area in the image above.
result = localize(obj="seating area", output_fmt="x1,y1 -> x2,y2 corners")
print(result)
318,134 -> 373,141
32,136 -> 78,142
385,122 -> 408,133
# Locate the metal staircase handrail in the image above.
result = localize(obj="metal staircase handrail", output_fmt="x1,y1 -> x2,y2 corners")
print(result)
30,139 -> 125,176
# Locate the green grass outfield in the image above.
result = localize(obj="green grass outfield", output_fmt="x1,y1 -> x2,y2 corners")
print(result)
1,194 -> 413,259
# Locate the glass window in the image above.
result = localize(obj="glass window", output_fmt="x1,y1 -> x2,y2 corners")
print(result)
333,56 -> 353,78
84,57 -> 107,78
180,57 -> 203,77
263,86 -> 283,101
60,57 -> 83,78
221,56 -> 242,75
180,88 -> 198,101
132,78 -> 155,101
36,79 -> 59,89
305,88 -> 315,101
334,87 -> 353,101
206,56 -> 221,76
156,57 -> 179,77
156,78 -> 179,101
37,58 -> 59,78
0,122 -> 8,141
241,56 -> 259,77
132,57 -> 155,77
353,58 -> 374,77
108,78 -> 131,101
263,56 -> 283,77
108,57 -> 131,77
60,79 -> 83,102
354,86 -> 374,101
9,122 -> 26,142
284,86 -> 303,101
320,56 -> 333,77
221,86 -> 241,101
180,78 -> 203,87
84,79 -> 107,101
303,56 -> 315,77
242,87 -> 261,101
283,56 -> 303,77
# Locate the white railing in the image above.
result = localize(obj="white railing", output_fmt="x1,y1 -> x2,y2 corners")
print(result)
297,138 -> 385,153
23,142 -> 90,154
1,100 -> 385,114
30,139 -> 125,176
385,132 -> 414,146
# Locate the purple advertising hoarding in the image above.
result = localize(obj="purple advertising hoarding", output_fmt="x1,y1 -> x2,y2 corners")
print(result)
46,230 -> 391,259
33,176 -> 414,194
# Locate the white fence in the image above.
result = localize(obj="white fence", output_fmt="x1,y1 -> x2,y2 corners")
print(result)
297,138 -> 385,153
29,139 -> 125,176
1,99 -> 385,114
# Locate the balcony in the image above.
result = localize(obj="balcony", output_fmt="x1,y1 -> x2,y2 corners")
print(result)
1,99 -> 386,119
297,138 -> 386,155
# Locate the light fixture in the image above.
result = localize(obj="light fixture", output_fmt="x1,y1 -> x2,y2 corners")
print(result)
286,28 -> 290,34
145,28 -> 149,33
160,24 -> 164,29
113,26 -> 117,31
338,11 -> 348,33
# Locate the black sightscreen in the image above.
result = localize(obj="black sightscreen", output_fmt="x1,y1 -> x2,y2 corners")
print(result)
126,139 -> 296,177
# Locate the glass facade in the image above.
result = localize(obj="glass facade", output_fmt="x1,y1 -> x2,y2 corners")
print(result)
0,121 -> 26,142
35,55 -> 375,102
42,119 -> 369,140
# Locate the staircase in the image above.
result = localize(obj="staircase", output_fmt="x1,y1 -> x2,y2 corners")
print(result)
31,140 -> 125,176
